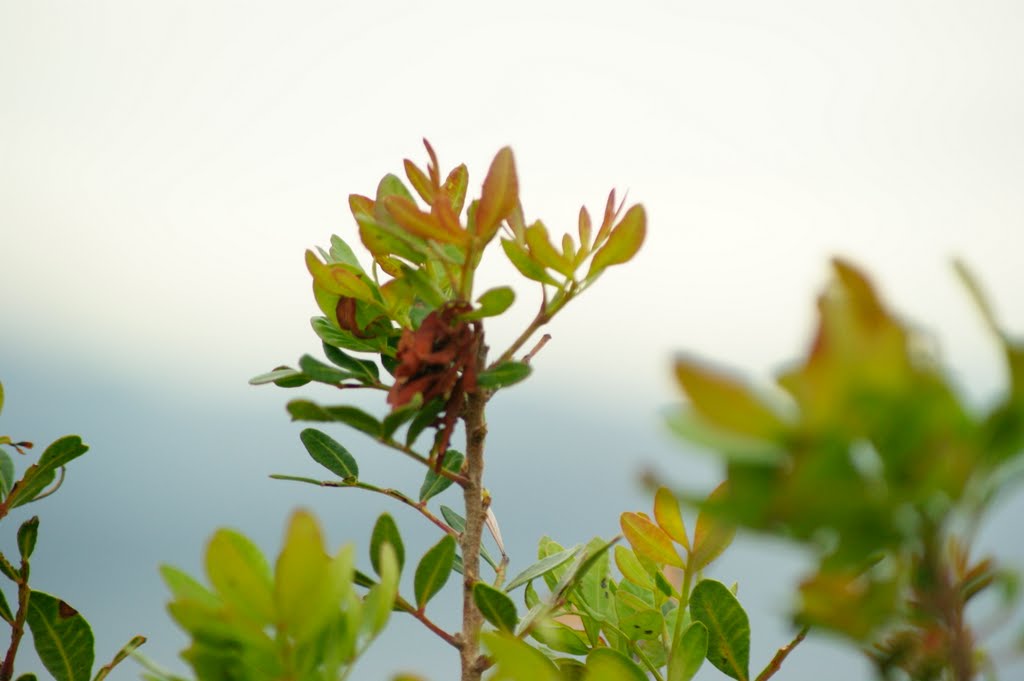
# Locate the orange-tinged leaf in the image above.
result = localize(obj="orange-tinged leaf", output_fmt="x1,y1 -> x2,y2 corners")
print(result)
432,194 -> 464,237
305,250 -> 374,301
587,204 -> 646,279
654,487 -> 689,552
525,221 -> 573,277
621,512 -> 684,568
476,147 -> 518,243
674,357 -> 785,439
578,205 -> 593,250
691,483 -> 736,571
404,159 -> 435,203
383,195 -> 467,245
595,189 -> 619,244
422,138 -> 441,186
442,164 -> 469,215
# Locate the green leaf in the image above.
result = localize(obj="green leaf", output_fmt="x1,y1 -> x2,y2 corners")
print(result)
614,545 -> 654,590
299,428 -> 359,480
362,542 -> 399,636
406,398 -> 445,446
0,587 -> 14,624
462,286 -> 515,321
274,510 -> 354,642
439,506 -> 498,570
586,204 -> 646,279
504,546 -> 579,592
370,513 -> 405,575
689,579 -> 750,681
478,362 -> 532,390
690,483 -> 737,571
92,635 -> 146,681
26,591 -> 95,681
2,436 -> 82,509
621,608 -> 664,641
0,381 -> 4,414
382,397 -> 423,440
668,622 -> 708,681
419,450 -> 465,502
483,631 -> 561,681
322,343 -> 380,383
248,367 -> 311,388
585,647 -> 648,681
37,435 -> 88,472
18,516 -> 39,561
205,529 -> 275,625
159,565 -> 219,609
311,316 -> 390,354
501,238 -> 559,286
621,512 -> 684,568
298,354 -> 356,385
414,535 -> 456,609
473,582 -> 519,632
328,235 -> 366,271
530,620 -> 591,655
0,449 -> 14,499
286,400 -> 382,438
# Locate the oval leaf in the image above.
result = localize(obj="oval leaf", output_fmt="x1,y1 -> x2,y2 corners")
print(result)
689,579 -> 750,681
205,529 -> 275,625
478,362 -> 532,390
691,483 -> 737,571
620,512 -> 684,568
299,428 -> 359,480
587,204 -> 646,279
614,545 -> 655,590
26,591 -> 94,681
654,487 -> 690,551
419,449 -> 465,502
476,147 -> 518,243
585,648 -> 648,681
668,622 -> 708,681
370,513 -> 405,575
414,535 -> 456,609
474,582 -> 519,632
463,286 -> 515,321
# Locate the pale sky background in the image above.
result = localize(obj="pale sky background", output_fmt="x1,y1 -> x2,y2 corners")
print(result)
1,2 -> 1022,680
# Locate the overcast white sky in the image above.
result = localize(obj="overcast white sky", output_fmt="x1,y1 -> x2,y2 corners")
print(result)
2,2 -> 1023,679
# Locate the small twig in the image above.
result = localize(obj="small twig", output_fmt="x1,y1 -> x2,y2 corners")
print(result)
755,626 -> 809,681
522,334 -> 552,365
493,306 -> 551,367
379,438 -> 471,487
270,475 -> 457,538
411,607 -> 462,650
0,557 -> 30,681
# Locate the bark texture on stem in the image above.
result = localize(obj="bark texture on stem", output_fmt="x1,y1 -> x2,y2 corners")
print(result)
459,342 -> 489,681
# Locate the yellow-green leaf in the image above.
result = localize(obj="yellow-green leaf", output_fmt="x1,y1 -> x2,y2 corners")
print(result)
620,512 -> 684,568
205,529 -> 275,625
525,221 -> 573,277
501,238 -> 559,286
691,483 -> 736,572
614,545 -> 654,590
587,204 -> 645,278
274,510 -> 344,641
674,357 -> 785,439
654,487 -> 690,552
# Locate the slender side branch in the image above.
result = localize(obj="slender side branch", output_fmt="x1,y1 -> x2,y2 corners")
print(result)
270,475 -> 457,538
522,334 -> 552,365
493,306 -> 551,367
409,607 -> 462,650
0,557 -> 30,681
379,438 -> 471,487
755,626 -> 809,681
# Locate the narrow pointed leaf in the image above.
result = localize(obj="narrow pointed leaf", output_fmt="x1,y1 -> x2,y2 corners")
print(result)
370,513 -> 405,575
26,591 -> 94,681
439,506 -> 499,570
298,354 -> 356,385
0,588 -> 13,624
248,367 -> 311,388
404,159 -> 435,203
474,582 -> 519,632
690,579 -> 750,681
0,450 -> 14,499
299,428 -> 359,480
505,546 -> 580,592
478,362 -> 531,390
419,450 -> 465,502
287,400 -> 382,438
621,512 -> 684,568
414,535 -> 456,609
322,343 -> 380,383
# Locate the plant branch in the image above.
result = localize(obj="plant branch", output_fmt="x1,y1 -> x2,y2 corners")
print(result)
493,305 -> 551,367
379,438 -> 471,487
522,334 -> 552,365
0,557 -> 30,681
755,625 -> 809,681
410,607 -> 462,650
459,337 -> 490,681
269,475 -> 458,538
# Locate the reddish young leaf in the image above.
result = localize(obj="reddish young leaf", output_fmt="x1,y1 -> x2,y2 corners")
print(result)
476,147 -> 518,243
442,164 -> 469,215
404,159 -> 435,203
383,195 -> 468,246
